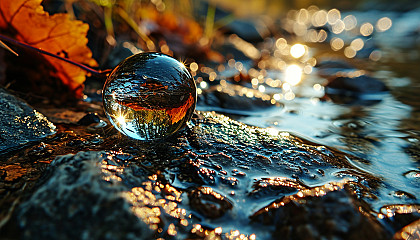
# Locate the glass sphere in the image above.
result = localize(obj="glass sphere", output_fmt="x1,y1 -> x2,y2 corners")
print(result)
103,52 -> 196,141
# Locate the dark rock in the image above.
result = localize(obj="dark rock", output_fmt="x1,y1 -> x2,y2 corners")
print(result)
356,47 -> 377,59
326,75 -> 388,94
0,88 -> 56,154
197,89 -> 274,115
317,59 -> 355,70
379,204 -> 420,234
324,75 -> 389,105
223,19 -> 267,43
214,43 -> 253,62
77,113 -> 101,126
17,151 -> 155,240
316,59 -> 357,78
250,182 -> 391,240
188,186 -> 233,219
355,38 -> 379,59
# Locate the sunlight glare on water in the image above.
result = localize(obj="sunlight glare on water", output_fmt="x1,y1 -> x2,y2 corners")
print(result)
284,64 -> 303,86
290,43 -> 306,58
235,6 -> 420,229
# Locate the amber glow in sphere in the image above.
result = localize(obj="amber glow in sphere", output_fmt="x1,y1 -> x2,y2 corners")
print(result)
103,52 -> 196,141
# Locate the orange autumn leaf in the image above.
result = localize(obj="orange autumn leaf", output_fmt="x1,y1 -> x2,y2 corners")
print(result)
136,5 -> 223,62
138,5 -> 203,44
0,0 -> 97,98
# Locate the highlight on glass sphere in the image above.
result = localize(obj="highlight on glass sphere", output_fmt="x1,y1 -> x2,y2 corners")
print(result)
102,52 -> 197,141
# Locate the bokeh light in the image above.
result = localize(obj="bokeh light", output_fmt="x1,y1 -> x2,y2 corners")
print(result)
330,37 -> 344,51
273,93 -> 282,101
360,22 -> 374,36
350,38 -> 364,51
306,29 -> 318,42
332,19 -> 345,34
293,22 -> 308,36
200,81 -> 208,89
369,50 -> 382,61
190,62 -> 198,72
284,91 -> 295,100
285,65 -> 303,86
377,17 -> 392,32
317,29 -> 328,42
303,65 -> 313,74
313,83 -> 322,91
327,9 -> 341,24
312,10 -> 328,27
276,38 -> 287,49
343,15 -> 357,30
344,46 -> 357,58
297,9 -> 310,24
290,44 -> 306,58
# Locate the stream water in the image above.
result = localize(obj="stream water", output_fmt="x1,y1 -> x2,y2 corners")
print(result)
198,6 -> 420,225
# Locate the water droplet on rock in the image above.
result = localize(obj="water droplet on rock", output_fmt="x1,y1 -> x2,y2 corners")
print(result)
103,52 -> 196,141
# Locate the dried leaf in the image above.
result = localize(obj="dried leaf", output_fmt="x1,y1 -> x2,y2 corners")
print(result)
0,0 -> 97,98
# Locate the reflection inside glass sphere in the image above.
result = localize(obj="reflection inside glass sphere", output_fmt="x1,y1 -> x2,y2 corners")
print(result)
103,52 -> 196,141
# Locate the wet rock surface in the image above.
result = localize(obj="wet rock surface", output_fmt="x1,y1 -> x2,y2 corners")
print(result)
188,186 -> 233,219
197,88 -> 274,114
0,88 -> 56,154
17,151 -> 154,240
251,182 -> 390,240
325,75 -> 388,94
2,110 -> 412,239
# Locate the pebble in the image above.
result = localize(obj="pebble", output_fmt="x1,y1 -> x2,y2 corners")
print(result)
0,88 -> 55,154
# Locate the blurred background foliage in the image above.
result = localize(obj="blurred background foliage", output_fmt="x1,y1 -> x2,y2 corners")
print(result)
41,0 -> 420,67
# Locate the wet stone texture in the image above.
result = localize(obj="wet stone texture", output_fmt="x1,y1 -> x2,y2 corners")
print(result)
251,183 -> 389,240
0,88 -> 56,154
197,86 -> 274,114
2,110 -> 412,239
17,151 -> 154,240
